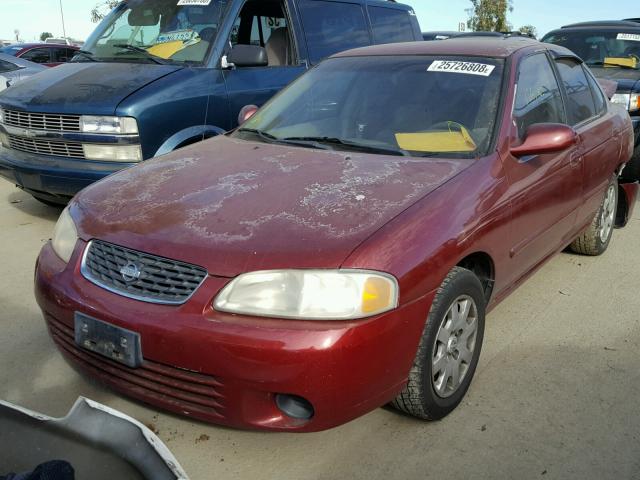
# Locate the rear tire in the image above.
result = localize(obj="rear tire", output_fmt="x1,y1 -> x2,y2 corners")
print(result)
570,177 -> 618,256
392,267 -> 486,420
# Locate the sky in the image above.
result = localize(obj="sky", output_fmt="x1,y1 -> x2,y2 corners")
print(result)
0,0 -> 638,42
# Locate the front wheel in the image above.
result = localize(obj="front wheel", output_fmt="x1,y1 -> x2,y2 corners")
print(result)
392,267 -> 486,420
570,177 -> 618,256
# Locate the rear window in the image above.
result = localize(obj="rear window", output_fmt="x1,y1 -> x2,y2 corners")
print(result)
298,1 -> 370,64
369,7 -> 416,44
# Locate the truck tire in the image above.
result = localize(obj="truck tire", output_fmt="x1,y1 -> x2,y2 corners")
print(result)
392,267 -> 486,420
570,177 -> 618,256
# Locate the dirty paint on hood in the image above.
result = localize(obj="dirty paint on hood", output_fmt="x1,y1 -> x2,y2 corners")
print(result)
74,135 -> 472,277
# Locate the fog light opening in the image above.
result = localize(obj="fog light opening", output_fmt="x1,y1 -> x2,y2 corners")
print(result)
275,394 -> 314,421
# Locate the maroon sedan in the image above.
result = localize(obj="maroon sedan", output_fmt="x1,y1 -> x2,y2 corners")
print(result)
0,43 -> 79,67
35,38 -> 637,432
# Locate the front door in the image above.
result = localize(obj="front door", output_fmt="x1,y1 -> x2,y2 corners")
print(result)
222,0 -> 306,128
504,52 -> 583,283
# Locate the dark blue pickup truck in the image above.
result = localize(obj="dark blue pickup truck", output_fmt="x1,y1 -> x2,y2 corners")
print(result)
0,0 -> 421,204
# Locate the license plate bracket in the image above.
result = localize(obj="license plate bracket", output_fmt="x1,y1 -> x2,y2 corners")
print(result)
74,312 -> 143,368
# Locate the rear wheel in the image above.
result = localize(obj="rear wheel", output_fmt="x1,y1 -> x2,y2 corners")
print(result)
392,267 -> 486,420
570,177 -> 618,256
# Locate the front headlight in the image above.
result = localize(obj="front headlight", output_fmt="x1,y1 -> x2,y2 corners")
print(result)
214,270 -> 399,320
612,93 -> 640,112
51,207 -> 78,263
83,144 -> 142,162
80,115 -> 138,134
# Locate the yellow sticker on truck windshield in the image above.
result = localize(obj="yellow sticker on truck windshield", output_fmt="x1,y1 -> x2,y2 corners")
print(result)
617,33 -> 640,42
428,60 -> 495,76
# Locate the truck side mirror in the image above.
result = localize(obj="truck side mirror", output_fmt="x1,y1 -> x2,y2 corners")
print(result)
227,45 -> 268,68
238,105 -> 259,125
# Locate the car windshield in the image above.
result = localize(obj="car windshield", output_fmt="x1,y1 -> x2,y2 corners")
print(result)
543,30 -> 640,69
81,0 -> 229,65
234,56 -> 505,158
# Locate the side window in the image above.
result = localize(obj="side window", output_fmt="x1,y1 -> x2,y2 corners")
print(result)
0,59 -> 19,73
584,67 -> 607,116
513,53 -> 565,139
52,48 -> 70,63
298,1 -> 370,64
229,1 -> 294,67
369,7 -> 416,44
21,48 -> 51,64
555,58 -> 597,125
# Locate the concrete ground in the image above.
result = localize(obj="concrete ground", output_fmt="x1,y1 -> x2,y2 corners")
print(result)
1,180 -> 639,480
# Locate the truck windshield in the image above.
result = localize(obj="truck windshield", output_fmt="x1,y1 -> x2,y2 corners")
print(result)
235,56 -> 505,158
543,30 -> 640,69
81,0 -> 229,65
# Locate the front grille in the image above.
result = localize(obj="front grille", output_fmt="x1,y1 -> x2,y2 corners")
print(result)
46,314 -> 226,419
8,134 -> 85,158
81,240 -> 208,305
2,109 -> 81,132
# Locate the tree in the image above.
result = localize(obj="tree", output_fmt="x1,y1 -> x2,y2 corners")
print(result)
40,32 -> 53,42
466,0 -> 513,32
518,25 -> 538,39
91,0 -> 120,23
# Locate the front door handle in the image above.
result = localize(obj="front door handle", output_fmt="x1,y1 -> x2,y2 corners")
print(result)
570,151 -> 582,168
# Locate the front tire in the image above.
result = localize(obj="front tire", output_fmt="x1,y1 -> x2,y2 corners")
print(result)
392,267 -> 486,420
570,177 -> 618,256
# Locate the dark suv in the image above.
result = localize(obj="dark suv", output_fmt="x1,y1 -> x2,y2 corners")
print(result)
0,0 -> 421,205
542,21 -> 640,181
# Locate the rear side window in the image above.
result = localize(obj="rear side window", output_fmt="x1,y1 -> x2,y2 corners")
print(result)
555,58 -> 597,125
52,48 -> 71,63
298,1 -> 370,64
0,59 -> 19,73
584,68 -> 607,116
514,53 -> 565,139
369,7 -> 416,44
20,48 -> 51,64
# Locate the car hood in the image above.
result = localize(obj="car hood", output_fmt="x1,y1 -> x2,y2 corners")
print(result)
0,62 -> 181,115
73,136 -> 471,277
590,66 -> 640,92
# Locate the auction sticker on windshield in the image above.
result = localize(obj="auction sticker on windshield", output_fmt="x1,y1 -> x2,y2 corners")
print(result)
428,60 -> 495,76
617,33 -> 640,42
177,0 -> 211,5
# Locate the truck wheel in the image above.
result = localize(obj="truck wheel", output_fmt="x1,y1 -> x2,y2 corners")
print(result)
392,267 -> 485,420
570,177 -> 618,256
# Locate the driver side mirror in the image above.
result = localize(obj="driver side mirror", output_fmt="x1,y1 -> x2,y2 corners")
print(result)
227,44 -> 268,68
511,123 -> 577,157
238,104 -> 259,125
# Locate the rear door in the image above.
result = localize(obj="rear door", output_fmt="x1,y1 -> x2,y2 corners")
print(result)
504,52 -> 583,282
553,57 -> 618,228
222,0 -> 307,128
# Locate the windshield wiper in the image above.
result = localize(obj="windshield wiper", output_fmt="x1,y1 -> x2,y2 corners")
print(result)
236,128 -> 330,150
72,50 -> 96,62
282,136 -> 410,156
112,44 -> 169,65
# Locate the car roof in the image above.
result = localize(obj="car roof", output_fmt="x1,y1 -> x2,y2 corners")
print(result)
558,20 -> 640,29
333,36 -> 546,59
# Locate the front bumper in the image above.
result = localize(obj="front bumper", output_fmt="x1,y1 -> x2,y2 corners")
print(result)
35,241 -> 434,432
0,146 -> 135,199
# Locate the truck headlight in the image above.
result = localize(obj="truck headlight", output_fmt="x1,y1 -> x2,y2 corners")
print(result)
83,144 -> 142,162
51,207 -> 78,263
612,93 -> 640,112
80,116 -> 139,134
214,270 -> 399,320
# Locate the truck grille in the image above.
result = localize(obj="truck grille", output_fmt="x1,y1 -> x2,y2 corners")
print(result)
2,109 -> 81,132
81,240 -> 208,305
8,134 -> 85,158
